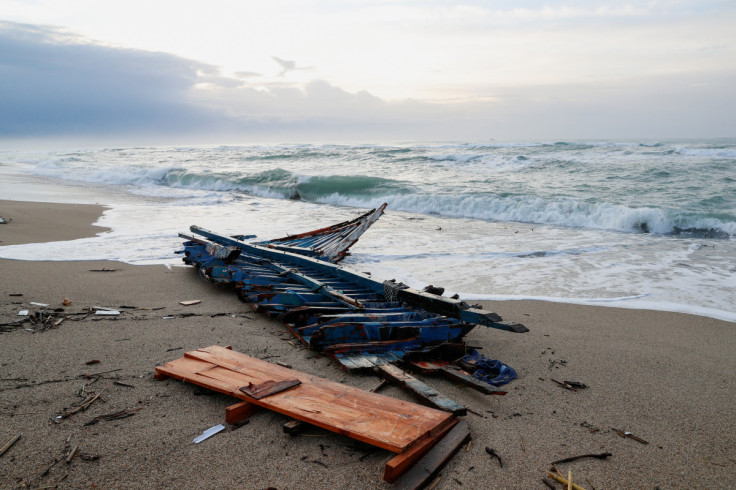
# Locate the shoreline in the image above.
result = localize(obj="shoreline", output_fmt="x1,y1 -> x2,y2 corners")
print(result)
1,199 -> 734,488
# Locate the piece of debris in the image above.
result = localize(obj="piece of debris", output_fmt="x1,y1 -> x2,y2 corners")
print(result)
113,381 -> 135,388
30,302 -> 50,307
240,379 -> 301,400
551,379 -> 586,391
84,407 -> 142,426
89,268 -> 117,272
612,428 -> 649,444
85,360 -> 101,366
276,361 -> 292,369
0,433 -> 22,457
9,293 -> 23,297
193,424 -> 225,444
546,470 -> 584,490
179,300 -> 201,306
158,345 -> 461,483
0,216 -> 7,224
552,452 -> 612,465
485,447 -> 503,468
66,444 -> 79,464
95,310 -> 120,316
459,350 -> 517,387
59,392 -> 103,419
18,310 -> 29,316
176,207 -> 527,411
62,298 -> 72,306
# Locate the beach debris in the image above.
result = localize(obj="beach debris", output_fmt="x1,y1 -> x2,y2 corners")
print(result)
551,379 -> 587,391
541,478 -> 556,490
276,361 -> 292,369
552,452 -> 612,465
179,300 -> 201,306
177,208 -> 527,410
18,310 -> 29,316
612,428 -> 649,444
548,359 -> 567,370
0,433 -> 22,458
485,447 -> 503,468
58,391 -> 104,419
158,345 -> 465,483
193,424 -> 226,444
239,379 -> 302,400
0,216 -> 7,224
113,381 -> 135,388
84,406 -> 142,426
388,420 -> 471,488
30,302 -> 50,307
457,350 -> 517,387
546,469 -> 585,490
85,360 -> 101,365
62,298 -> 72,306
95,309 -> 121,316
89,268 -> 117,272
9,293 -> 23,297
66,444 -> 79,464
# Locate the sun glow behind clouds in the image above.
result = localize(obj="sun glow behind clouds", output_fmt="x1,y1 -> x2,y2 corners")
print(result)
2,0 -> 735,101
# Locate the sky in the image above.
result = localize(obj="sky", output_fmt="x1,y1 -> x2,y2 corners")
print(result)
1,0 -> 735,144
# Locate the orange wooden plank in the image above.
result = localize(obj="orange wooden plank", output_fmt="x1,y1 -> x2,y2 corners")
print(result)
158,346 -> 454,453
225,400 -> 260,424
188,346 -> 450,425
383,418 -> 459,483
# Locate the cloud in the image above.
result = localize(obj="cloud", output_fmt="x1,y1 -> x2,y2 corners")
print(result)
0,21 -> 222,138
1,19 -> 734,144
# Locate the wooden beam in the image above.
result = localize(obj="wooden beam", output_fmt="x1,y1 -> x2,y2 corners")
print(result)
376,363 -> 466,416
388,420 -> 471,489
225,400 -> 261,425
383,418 -> 459,483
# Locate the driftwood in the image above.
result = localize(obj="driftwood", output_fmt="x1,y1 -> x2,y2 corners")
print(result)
552,452 -> 612,465
0,433 -> 22,457
611,428 -> 649,444
547,470 -> 585,490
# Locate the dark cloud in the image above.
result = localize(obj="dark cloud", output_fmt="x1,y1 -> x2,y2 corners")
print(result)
0,21 -> 222,138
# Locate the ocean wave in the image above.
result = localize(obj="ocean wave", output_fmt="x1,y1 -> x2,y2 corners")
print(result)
674,147 -> 736,158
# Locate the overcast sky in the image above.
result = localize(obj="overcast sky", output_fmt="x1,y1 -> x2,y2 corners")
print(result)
1,1 -> 735,143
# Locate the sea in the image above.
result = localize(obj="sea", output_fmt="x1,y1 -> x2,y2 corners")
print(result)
1,139 -> 735,322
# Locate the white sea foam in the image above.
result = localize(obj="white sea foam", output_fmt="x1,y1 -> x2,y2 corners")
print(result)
2,140 -> 735,322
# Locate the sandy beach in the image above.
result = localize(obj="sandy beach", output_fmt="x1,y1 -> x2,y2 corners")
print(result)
1,200 -> 734,489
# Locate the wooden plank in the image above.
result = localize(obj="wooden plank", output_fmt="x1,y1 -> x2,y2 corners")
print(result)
438,365 -> 508,395
282,419 -> 307,434
389,420 -> 471,489
157,346 -> 454,454
383,418 -> 459,483
226,400 -> 260,424
240,379 -> 301,400
376,363 -> 466,416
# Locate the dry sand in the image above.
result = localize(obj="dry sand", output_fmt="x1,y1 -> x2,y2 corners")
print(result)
0,200 -> 734,489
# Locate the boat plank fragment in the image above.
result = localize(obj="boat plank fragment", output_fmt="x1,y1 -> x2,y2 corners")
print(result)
157,345 -> 454,454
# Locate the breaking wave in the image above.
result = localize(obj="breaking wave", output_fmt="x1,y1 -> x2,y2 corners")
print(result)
23,140 -> 736,238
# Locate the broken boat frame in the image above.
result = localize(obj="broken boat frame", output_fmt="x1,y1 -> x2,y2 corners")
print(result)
177,204 -> 527,414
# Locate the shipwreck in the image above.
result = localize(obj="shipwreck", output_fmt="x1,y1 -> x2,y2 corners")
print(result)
176,203 -> 527,414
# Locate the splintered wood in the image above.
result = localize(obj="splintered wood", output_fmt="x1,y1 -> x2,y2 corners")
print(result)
155,345 -> 454,454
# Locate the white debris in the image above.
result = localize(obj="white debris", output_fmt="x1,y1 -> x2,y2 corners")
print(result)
95,310 -> 120,316
18,310 -> 29,316
193,424 -> 225,444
